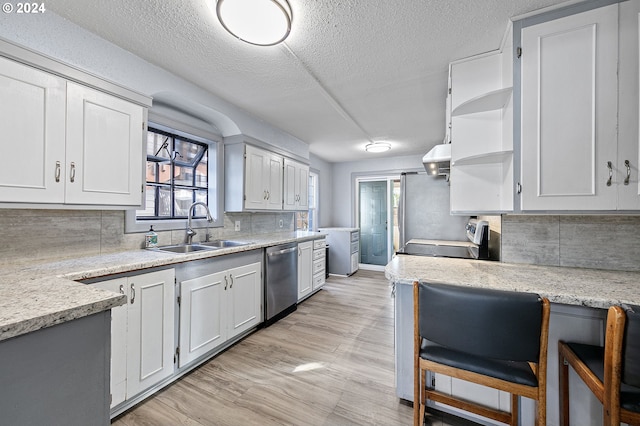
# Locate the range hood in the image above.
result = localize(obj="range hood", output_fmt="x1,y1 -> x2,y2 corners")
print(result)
422,143 -> 451,176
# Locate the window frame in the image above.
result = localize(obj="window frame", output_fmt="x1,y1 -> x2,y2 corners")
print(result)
125,120 -> 224,234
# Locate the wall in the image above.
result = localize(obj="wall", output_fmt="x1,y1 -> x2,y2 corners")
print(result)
0,209 -> 294,268
501,215 -> 640,272
330,154 -> 424,226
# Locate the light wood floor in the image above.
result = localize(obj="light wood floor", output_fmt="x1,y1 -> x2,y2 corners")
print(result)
113,270 -> 478,426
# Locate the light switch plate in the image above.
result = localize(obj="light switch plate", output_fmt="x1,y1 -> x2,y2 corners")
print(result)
234,220 -> 241,231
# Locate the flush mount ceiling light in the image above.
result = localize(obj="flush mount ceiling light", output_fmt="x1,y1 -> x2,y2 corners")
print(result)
365,141 -> 391,153
216,0 -> 292,46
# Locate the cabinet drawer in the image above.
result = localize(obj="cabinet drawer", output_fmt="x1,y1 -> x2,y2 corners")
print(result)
312,258 -> 325,275
313,238 -> 326,250
313,248 -> 325,260
350,241 -> 359,253
350,231 -> 359,242
313,272 -> 325,289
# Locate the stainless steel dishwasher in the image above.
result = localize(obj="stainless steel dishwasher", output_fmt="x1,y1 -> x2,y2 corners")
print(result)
264,242 -> 298,325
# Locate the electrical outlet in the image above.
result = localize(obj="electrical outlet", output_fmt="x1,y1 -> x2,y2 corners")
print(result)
279,219 -> 284,228
234,220 -> 241,231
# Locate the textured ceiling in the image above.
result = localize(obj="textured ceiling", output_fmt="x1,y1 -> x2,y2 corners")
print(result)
48,0 -> 570,163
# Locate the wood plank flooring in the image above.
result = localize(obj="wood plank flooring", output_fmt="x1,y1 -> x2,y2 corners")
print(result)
112,270 -> 477,426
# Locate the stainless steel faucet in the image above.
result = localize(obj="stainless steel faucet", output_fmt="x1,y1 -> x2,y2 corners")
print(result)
185,201 -> 214,244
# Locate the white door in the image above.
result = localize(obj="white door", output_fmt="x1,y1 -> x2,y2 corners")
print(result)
65,82 -> 144,206
126,269 -> 175,397
227,262 -> 262,339
296,163 -> 309,210
617,3 -> 640,210
91,278 -> 128,409
0,57 -> 66,203
297,241 -> 313,300
520,4 -> 618,210
283,158 -> 297,210
266,153 -> 283,210
244,145 -> 268,210
179,270 -> 226,367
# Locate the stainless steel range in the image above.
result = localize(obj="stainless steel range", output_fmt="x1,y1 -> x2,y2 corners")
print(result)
396,218 -> 490,260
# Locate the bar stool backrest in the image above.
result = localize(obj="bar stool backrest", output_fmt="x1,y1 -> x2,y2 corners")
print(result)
623,305 -> 640,388
418,282 -> 544,362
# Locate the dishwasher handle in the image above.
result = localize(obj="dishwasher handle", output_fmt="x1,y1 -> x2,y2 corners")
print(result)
267,246 -> 297,257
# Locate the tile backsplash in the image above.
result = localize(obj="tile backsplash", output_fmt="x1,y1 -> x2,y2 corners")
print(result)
501,215 -> 640,272
0,209 -> 294,268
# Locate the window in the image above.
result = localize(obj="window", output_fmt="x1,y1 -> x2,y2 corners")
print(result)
296,171 -> 319,231
137,128 -> 209,220
125,119 -> 223,234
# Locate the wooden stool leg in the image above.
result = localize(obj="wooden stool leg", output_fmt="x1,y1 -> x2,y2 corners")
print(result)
559,347 -> 570,426
510,393 -> 518,426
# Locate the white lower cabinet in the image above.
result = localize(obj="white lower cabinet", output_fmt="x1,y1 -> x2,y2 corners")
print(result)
178,262 -> 261,368
297,240 -> 313,301
312,238 -> 326,291
91,268 -> 175,409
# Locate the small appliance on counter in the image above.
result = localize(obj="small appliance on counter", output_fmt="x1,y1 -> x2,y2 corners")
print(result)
396,218 -> 489,260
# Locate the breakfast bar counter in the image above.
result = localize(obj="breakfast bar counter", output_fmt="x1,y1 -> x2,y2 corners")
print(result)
385,255 -> 640,426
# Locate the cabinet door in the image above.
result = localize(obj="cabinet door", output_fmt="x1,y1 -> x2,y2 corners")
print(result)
244,145 -> 268,209
179,271 -> 226,368
617,1 -> 640,210
91,278 -> 128,409
227,262 -> 262,339
0,57 -> 66,203
65,82 -> 144,206
126,269 -> 175,398
266,152 -> 283,210
297,241 -> 313,300
296,163 -> 309,210
283,159 -> 297,210
520,4 -> 618,211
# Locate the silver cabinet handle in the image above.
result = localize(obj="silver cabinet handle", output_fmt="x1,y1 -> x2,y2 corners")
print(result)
229,274 -> 234,289
55,161 -> 61,183
224,275 -> 228,290
70,162 -> 76,183
130,283 -> 135,304
119,284 -> 125,295
625,160 -> 631,186
263,190 -> 267,200
266,190 -> 270,200
607,161 -> 613,187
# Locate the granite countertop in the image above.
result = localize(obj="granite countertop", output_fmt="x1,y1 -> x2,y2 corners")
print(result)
0,231 -> 325,342
385,255 -> 640,309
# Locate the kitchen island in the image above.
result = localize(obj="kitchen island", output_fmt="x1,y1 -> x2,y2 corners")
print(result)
386,255 -> 640,426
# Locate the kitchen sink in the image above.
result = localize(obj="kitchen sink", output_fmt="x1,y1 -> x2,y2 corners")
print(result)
153,244 -> 218,254
199,239 -> 251,248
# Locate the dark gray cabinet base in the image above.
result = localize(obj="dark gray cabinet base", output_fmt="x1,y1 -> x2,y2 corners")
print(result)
0,311 -> 111,426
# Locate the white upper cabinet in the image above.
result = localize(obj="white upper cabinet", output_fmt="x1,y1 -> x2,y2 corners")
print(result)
449,38 -> 514,214
617,0 -> 640,210
520,3 -> 620,211
283,158 -> 309,211
0,56 -> 66,203
225,143 -> 284,211
0,45 -> 150,208
65,83 -> 144,206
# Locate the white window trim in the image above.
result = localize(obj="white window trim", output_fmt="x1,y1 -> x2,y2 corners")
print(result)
125,118 -> 224,234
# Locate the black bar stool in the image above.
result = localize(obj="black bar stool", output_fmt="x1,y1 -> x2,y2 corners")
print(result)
559,304 -> 640,425
413,281 -> 550,426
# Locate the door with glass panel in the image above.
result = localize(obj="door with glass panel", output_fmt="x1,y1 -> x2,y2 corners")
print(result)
359,180 -> 389,265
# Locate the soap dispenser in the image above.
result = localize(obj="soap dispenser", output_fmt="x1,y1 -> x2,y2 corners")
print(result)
145,226 -> 158,248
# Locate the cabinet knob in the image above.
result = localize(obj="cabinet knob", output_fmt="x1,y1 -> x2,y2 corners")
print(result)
625,160 -> 631,186
607,161 -> 613,187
